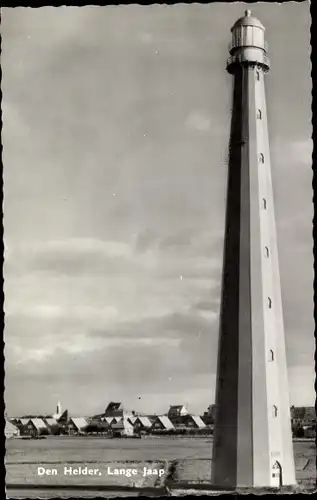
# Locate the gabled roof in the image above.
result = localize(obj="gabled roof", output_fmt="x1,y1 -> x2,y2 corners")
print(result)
69,418 -> 88,430
28,418 -> 47,430
123,418 -> 134,429
155,416 -> 174,430
57,410 -> 69,422
45,418 -> 58,426
5,420 -> 19,434
18,418 -> 30,426
136,416 -> 152,428
168,405 -> 188,415
104,417 -> 115,424
112,418 -> 133,430
128,416 -> 137,424
191,415 -> 206,428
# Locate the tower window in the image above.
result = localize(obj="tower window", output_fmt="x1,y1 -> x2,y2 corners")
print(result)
256,70 -> 260,81
264,246 -> 269,257
263,198 -> 267,209
259,153 -> 265,163
268,297 -> 272,309
269,349 -> 274,361
257,109 -> 262,119
273,405 -> 278,417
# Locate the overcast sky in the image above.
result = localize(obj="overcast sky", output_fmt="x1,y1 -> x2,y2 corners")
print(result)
2,3 -> 313,417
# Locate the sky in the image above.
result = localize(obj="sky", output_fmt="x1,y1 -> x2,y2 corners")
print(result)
2,3 -> 313,417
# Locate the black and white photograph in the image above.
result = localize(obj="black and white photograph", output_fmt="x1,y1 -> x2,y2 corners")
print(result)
2,2 -> 314,496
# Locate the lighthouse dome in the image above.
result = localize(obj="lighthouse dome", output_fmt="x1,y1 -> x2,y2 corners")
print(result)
232,10 -> 265,31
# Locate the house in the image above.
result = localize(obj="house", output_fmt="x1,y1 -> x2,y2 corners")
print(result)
56,410 -> 69,433
86,419 -> 110,434
303,426 -> 316,439
67,417 -> 88,435
182,415 -> 206,429
290,406 -> 315,426
12,418 -> 29,434
133,416 -> 153,433
44,417 -> 58,427
167,405 -> 188,419
151,416 -> 174,432
24,418 -> 48,437
43,418 -> 59,434
202,404 -> 217,425
111,418 -> 134,437
105,402 -> 124,418
5,420 -> 20,438
103,416 -> 116,426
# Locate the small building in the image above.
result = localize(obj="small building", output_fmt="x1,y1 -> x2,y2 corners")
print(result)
133,416 -> 153,433
5,420 -> 20,438
167,405 -> 188,419
202,404 -> 217,425
151,416 -> 174,432
43,418 -> 59,435
44,417 -> 58,427
111,417 -> 134,437
103,416 -> 116,426
12,418 -> 29,435
290,406 -> 315,427
56,410 -> 69,433
24,418 -> 48,437
86,419 -> 110,434
182,415 -> 206,429
303,426 -> 316,439
67,417 -> 88,435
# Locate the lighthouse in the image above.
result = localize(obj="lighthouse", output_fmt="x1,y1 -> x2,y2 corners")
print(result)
212,11 -> 296,488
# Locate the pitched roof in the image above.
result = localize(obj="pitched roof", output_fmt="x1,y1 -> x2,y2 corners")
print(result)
69,418 -> 88,430
156,416 -> 174,430
104,417 -> 115,424
191,415 -> 206,428
168,405 -> 188,415
57,410 -> 68,422
136,416 -> 152,428
128,416 -> 137,424
123,418 -> 134,429
19,418 -> 30,425
5,420 -> 19,435
112,418 -> 133,430
45,418 -> 58,427
29,418 -> 47,430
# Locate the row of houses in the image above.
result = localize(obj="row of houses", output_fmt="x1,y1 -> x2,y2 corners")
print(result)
8,404 -> 208,438
8,402 -> 315,439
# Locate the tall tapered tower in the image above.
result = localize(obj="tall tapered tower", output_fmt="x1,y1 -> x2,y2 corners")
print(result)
212,10 -> 296,488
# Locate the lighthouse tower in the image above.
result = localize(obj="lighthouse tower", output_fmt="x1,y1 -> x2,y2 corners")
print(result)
212,11 -> 296,488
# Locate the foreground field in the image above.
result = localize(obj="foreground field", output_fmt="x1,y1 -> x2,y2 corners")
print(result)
6,437 -> 315,498
6,436 -> 216,463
